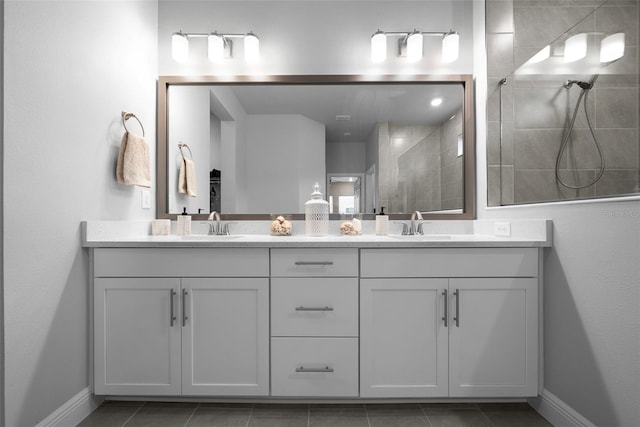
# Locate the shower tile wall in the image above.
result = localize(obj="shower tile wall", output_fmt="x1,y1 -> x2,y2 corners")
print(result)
486,0 -> 639,206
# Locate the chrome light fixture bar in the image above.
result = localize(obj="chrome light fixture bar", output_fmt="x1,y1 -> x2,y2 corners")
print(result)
371,29 -> 459,63
171,30 -> 260,63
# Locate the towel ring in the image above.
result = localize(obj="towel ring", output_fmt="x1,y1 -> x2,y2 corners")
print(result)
178,143 -> 193,160
121,111 -> 145,137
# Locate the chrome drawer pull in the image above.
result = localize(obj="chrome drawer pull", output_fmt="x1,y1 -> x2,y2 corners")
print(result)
295,306 -> 334,312
296,366 -> 334,373
294,261 -> 334,266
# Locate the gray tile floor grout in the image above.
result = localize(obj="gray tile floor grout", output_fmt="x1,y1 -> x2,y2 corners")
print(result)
79,401 -> 555,427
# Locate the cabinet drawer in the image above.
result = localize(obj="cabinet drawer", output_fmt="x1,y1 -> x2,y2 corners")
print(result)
271,248 -> 358,277
361,248 -> 538,278
94,248 -> 269,277
271,278 -> 358,337
271,337 -> 358,397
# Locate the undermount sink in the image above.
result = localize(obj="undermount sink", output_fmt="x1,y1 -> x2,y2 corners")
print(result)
180,235 -> 243,240
389,234 -> 453,240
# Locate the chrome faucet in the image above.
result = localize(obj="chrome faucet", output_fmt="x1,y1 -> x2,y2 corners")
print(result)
410,211 -> 424,235
207,211 -> 221,235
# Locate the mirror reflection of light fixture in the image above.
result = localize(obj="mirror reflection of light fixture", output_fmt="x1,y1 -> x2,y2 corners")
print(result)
564,33 -> 587,63
171,30 -> 260,63
371,29 -> 459,63
526,45 -> 550,64
172,32 -> 189,63
600,32 -> 625,63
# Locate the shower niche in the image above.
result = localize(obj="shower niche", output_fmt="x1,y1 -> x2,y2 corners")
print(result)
486,0 -> 639,206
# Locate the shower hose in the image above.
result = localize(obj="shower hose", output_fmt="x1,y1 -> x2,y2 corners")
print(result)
555,76 -> 605,189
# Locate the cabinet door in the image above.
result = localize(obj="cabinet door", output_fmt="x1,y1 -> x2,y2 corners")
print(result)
94,278 -> 181,395
181,278 -> 269,396
448,278 -> 538,397
360,279 -> 449,397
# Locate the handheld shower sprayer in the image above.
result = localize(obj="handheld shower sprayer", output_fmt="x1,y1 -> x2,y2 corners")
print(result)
556,74 -> 604,189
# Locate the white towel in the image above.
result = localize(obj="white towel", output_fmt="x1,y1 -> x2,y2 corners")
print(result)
178,157 -> 197,197
116,131 -> 151,187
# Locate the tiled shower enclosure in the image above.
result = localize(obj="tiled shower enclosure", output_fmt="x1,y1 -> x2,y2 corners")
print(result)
486,0 -> 639,206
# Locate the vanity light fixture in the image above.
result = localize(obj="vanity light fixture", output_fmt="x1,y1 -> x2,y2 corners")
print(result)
441,31 -> 459,63
406,30 -> 423,62
370,29 -> 459,63
371,30 -> 387,63
172,32 -> 189,63
171,30 -> 260,63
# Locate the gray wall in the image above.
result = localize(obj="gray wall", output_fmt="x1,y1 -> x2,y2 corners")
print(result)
3,1 -> 158,426
478,2 -> 640,426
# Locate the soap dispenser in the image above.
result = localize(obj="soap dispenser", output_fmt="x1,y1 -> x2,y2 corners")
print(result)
305,182 -> 329,236
375,206 -> 389,236
177,207 -> 191,236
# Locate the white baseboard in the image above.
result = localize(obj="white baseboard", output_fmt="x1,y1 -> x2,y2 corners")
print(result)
529,389 -> 597,427
35,387 -> 103,427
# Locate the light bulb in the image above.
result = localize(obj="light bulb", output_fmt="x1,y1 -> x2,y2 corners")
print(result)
171,32 -> 189,63
208,33 -> 224,63
406,31 -> 423,62
441,31 -> 459,63
244,32 -> 260,63
371,30 -> 387,63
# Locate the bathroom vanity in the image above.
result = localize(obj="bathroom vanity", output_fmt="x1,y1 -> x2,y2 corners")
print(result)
83,220 -> 551,401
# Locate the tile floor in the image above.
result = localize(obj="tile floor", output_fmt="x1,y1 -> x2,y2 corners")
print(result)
77,401 -> 554,427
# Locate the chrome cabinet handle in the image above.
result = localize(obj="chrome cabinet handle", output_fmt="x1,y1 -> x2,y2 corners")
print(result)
182,288 -> 188,327
294,261 -> 334,266
296,366 -> 334,373
453,289 -> 460,327
169,289 -> 177,327
442,290 -> 448,327
295,306 -> 334,312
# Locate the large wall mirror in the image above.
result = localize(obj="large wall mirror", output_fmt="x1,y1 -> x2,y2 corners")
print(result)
157,75 -> 475,220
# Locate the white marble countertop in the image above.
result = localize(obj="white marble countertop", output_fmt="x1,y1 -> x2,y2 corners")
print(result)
82,220 -> 553,248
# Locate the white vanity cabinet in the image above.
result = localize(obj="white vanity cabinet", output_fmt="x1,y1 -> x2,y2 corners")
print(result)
270,248 -> 359,397
360,248 -> 540,398
92,248 -> 270,396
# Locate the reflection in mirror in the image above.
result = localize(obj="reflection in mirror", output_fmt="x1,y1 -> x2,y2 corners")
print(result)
157,76 -> 475,220
328,175 -> 363,215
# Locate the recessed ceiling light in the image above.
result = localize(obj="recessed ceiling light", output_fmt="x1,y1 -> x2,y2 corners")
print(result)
344,132 -> 352,137
431,98 -> 443,107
